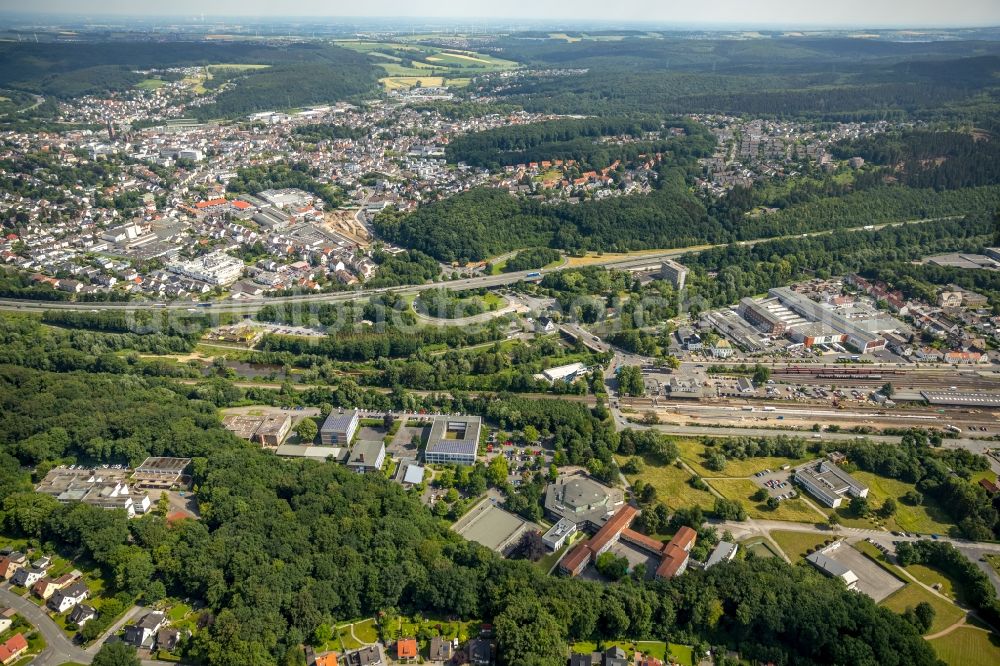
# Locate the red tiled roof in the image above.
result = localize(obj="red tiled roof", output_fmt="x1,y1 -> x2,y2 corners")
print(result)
587,505 -> 638,555
195,198 -> 228,209
231,200 -> 252,210
980,478 -> 999,495
621,528 -> 666,555
655,543 -> 689,579
0,633 -> 27,663
397,638 -> 418,659
561,542 -> 592,574
670,525 -> 697,551
316,653 -> 338,666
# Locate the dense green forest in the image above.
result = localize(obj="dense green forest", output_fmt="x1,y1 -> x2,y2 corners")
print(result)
375,170 -> 1000,262
0,41 -> 376,101
482,36 -> 1000,122
681,212 -> 995,310
831,130 -> 1000,190
444,117 -> 701,170
0,343 -> 943,666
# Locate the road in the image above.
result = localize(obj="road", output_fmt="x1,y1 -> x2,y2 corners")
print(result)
0,586 -> 180,666
0,216 -> 952,314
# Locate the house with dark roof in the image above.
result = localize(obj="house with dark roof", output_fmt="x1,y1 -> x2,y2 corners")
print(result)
429,636 -> 454,662
48,581 -> 88,613
345,645 -> 383,666
68,603 -> 97,627
347,440 -> 386,474
124,611 -> 166,648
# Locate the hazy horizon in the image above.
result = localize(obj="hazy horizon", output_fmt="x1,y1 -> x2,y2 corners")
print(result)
2,1 -> 1000,29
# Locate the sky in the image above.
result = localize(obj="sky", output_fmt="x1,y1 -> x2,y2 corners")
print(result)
5,1 -> 1000,27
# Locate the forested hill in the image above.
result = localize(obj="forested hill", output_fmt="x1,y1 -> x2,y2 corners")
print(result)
0,360 -> 941,666
375,173 -> 1000,263
0,41 -> 380,112
480,37 -> 1000,122
444,117 -> 713,170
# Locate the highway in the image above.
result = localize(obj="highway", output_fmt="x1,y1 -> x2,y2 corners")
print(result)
0,216 -> 953,314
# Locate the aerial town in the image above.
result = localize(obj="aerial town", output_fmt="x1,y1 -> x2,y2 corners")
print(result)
1,7 -> 1000,666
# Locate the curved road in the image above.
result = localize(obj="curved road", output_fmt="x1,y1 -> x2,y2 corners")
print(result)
0,586 -> 178,666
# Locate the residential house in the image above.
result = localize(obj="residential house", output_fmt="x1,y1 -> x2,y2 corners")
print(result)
48,581 -> 89,613
156,628 -> 181,652
397,638 -> 418,661
345,645 -> 383,666
68,604 -> 98,627
0,634 -> 27,665
11,567 -> 45,588
429,636 -> 453,662
124,611 -> 166,648
465,639 -> 493,666
346,440 -> 386,474
0,554 -> 25,580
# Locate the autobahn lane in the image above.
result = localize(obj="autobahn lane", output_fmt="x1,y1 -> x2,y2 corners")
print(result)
0,216 -> 954,314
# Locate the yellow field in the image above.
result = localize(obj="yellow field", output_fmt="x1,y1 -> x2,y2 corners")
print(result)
380,76 -> 445,90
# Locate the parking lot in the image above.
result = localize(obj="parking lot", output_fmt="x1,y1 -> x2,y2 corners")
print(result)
752,468 -> 798,501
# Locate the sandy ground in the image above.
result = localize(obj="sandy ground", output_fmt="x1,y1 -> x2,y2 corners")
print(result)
323,210 -> 372,245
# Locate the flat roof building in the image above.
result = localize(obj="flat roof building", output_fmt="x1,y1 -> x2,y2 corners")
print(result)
425,416 -> 481,466
222,414 -> 291,447
544,474 -> 625,531
274,445 -> 347,461
542,518 -> 578,551
131,456 -> 191,489
346,441 -> 386,474
793,458 -> 869,508
320,409 -> 359,446
705,541 -> 739,568
806,542 -> 859,590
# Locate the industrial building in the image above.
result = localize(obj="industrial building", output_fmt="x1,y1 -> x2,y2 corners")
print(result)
793,458 -> 869,508
806,542 -> 859,590
166,250 -> 245,286
424,416 -> 482,466
767,287 -> 889,352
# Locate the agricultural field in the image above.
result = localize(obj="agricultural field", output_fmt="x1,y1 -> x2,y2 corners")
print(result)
929,625 -> 1000,666
335,40 -> 518,89
622,455 -> 717,511
880,583 -> 965,635
709,478 -> 823,522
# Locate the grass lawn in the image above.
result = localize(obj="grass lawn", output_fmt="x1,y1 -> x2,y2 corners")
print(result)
741,537 -> 781,559
905,563 -> 968,604
570,641 -> 692,666
708,479 -> 823,522
353,618 -> 379,644
623,455 -> 717,510
535,541 -> 571,574
675,440 -> 811,479
850,472 -> 955,535
167,603 -> 192,622
768,530 -> 833,562
929,626 -> 1000,666
135,78 -> 167,90
880,584 -> 965,635
335,625 -> 362,650
984,553 -> 1000,577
